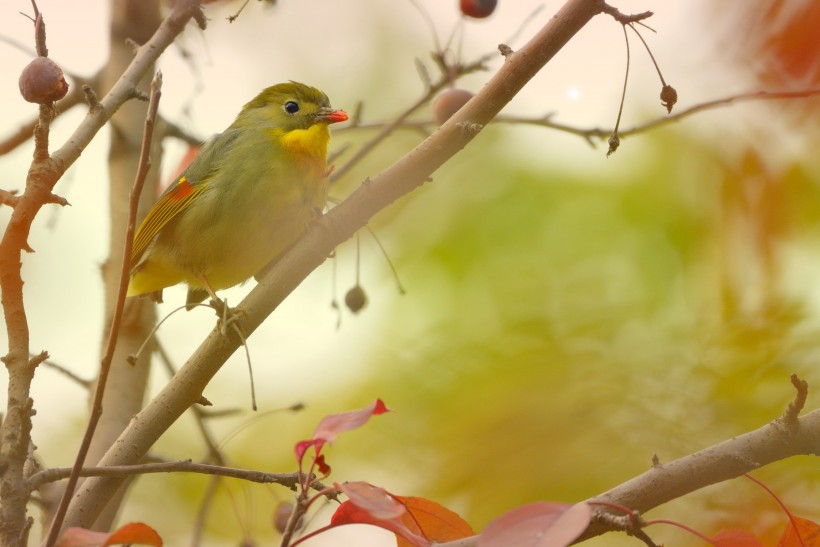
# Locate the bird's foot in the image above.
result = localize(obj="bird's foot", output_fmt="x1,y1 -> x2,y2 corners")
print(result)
209,298 -> 246,338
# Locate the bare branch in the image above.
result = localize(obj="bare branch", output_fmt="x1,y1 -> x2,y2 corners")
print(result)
162,117 -> 203,147
29,461 -> 304,491
0,189 -> 21,208
599,2 -> 653,25
329,52 -> 490,184
579,399 -> 820,541
36,355 -> 91,388
497,88 -> 820,144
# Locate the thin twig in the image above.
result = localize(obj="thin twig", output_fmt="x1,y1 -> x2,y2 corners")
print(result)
29,461 -> 304,491
496,88 -> 820,144
126,302 -> 198,365
599,3 -> 653,26
36,355 -> 92,388
329,56 -> 488,184
163,116 -> 204,147
44,71 -> 163,547
628,23 -> 666,87
607,23 -> 630,156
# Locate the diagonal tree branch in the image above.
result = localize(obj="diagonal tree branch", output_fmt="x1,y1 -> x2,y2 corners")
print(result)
433,380 -> 819,547
579,384 -> 820,541
61,0 -> 608,530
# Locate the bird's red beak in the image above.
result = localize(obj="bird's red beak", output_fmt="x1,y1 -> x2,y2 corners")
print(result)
318,108 -> 348,124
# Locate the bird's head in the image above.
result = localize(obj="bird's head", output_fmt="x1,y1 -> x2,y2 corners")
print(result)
234,81 -> 348,132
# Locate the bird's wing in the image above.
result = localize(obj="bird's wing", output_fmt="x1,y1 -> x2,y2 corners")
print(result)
130,176 -> 206,268
130,129 -> 243,268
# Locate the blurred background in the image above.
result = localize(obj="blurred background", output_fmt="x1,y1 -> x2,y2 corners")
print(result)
1,0 -> 819,545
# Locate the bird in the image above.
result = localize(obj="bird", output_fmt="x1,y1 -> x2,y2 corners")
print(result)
126,81 -> 348,307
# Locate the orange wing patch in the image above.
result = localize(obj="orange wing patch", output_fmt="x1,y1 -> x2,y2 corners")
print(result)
130,177 -> 205,268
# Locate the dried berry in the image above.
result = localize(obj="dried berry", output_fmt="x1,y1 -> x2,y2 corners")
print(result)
460,0 -> 497,19
607,133 -> 620,157
345,285 -> 367,314
273,502 -> 294,534
434,88 -> 474,125
19,57 -> 69,104
660,84 -> 678,114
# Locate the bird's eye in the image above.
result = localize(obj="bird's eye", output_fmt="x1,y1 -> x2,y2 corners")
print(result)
284,101 -> 299,114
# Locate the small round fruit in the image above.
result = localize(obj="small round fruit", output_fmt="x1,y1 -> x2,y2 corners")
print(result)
434,88 -> 474,125
345,285 -> 367,314
460,0 -> 497,19
19,57 -> 69,104
273,502 -> 294,534
660,84 -> 678,114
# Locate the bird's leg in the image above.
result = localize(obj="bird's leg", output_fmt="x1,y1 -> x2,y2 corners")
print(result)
198,275 -> 245,337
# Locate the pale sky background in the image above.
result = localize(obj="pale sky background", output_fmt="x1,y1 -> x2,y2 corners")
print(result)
0,0 -> 801,544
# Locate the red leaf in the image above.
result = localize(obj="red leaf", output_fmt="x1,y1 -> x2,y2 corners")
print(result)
294,400 -> 390,465
779,515 -> 820,547
294,438 -> 323,464
331,495 -> 427,547
478,502 -> 591,547
313,399 -> 390,444
336,481 -> 406,520
396,496 -> 475,546
315,454 -> 331,475
57,522 -> 162,547
712,529 -> 765,547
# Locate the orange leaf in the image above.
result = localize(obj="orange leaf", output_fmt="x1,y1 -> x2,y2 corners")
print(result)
779,515 -> 820,547
396,496 -> 475,547
712,529 -> 765,547
57,522 -> 162,547
478,502 -> 590,547
105,522 -> 162,546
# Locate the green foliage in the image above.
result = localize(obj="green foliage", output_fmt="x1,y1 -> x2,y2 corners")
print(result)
341,128 -> 820,540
